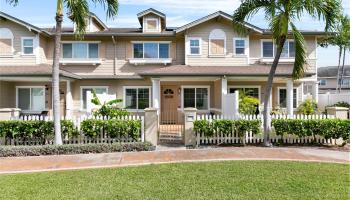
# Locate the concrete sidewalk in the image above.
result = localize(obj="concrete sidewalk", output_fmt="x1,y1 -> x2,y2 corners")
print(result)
0,147 -> 349,174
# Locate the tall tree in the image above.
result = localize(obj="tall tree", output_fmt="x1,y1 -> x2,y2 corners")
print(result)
320,14 -> 350,93
7,0 -> 118,144
232,0 -> 341,146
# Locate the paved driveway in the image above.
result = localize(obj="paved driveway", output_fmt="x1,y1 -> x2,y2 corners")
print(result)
0,147 -> 349,174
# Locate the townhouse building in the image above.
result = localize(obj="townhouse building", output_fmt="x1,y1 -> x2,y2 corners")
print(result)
0,8 -> 322,122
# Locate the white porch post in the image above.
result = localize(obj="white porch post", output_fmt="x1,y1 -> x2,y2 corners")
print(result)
151,78 -> 160,111
286,79 -> 294,116
65,80 -> 73,119
312,81 -> 319,103
221,77 -> 227,113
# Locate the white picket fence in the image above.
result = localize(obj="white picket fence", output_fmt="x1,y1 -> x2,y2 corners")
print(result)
1,114 -> 145,146
195,114 -> 338,146
318,92 -> 350,111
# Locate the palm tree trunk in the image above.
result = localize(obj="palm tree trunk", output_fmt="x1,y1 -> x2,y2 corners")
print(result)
336,46 -> 343,93
339,47 -> 347,92
263,38 -> 286,147
53,6 -> 63,145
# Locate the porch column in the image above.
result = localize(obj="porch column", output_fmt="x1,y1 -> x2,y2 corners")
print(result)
221,77 -> 227,113
312,81 -> 319,103
286,79 -> 294,116
152,78 -> 160,111
65,80 -> 73,119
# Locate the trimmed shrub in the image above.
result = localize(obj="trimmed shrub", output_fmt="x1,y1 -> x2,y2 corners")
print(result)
272,119 -> 350,140
194,119 -> 261,137
0,120 -> 78,140
0,142 -> 154,157
80,119 -> 141,140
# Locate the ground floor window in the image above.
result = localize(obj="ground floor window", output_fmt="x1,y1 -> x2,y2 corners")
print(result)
278,88 -> 297,108
124,87 -> 150,110
17,87 -> 45,111
81,87 -> 108,110
228,87 -> 260,99
183,87 -> 209,110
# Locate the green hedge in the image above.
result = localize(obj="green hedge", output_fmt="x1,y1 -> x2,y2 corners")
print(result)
0,120 -> 78,139
272,119 -> 350,140
80,119 -> 141,140
193,119 -> 261,137
0,142 -> 154,157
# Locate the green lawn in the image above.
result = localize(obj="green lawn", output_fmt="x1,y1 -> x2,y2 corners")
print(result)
0,161 -> 349,200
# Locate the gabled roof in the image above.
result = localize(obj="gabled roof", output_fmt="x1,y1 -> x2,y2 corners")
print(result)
175,11 -> 264,33
137,8 -> 166,27
137,8 -> 166,19
318,66 -> 350,78
0,11 -> 49,35
88,12 -> 108,30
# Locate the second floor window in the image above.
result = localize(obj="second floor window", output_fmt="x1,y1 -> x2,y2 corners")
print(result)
22,38 -> 34,55
319,79 -> 327,86
133,42 -> 169,59
62,43 -> 99,59
262,40 -> 295,58
189,38 -> 200,55
234,39 -> 246,55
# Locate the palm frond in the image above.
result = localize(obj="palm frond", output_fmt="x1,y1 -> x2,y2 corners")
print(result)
5,0 -> 19,6
91,0 -> 119,19
270,13 -> 289,47
290,22 -> 307,80
232,0 -> 271,35
64,0 -> 89,39
303,0 -> 342,32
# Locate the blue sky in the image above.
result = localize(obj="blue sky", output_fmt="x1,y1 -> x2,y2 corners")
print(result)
0,0 -> 349,67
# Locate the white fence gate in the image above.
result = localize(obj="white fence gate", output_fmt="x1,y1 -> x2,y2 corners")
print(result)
318,92 -> 350,111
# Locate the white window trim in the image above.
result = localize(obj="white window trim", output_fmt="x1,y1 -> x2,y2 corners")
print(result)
277,87 -> 299,109
131,41 -> 171,59
181,85 -> 210,112
0,28 -> 14,57
80,86 -> 108,111
319,79 -> 327,86
61,41 -> 100,60
21,37 -> 35,56
16,86 -> 46,111
187,37 -> 202,56
143,17 -> 160,33
261,39 -> 295,58
228,85 -> 261,102
233,37 -> 249,57
123,86 -> 152,112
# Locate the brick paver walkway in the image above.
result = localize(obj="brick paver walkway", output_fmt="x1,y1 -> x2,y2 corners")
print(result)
0,147 -> 349,174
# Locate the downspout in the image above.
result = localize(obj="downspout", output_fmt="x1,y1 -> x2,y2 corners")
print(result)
112,36 -> 117,75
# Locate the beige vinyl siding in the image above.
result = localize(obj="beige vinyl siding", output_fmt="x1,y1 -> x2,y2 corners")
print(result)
60,38 -> 115,75
185,19 -> 249,66
0,20 -> 37,65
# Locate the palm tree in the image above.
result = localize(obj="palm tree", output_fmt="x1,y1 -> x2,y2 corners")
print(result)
232,0 -> 341,146
7,0 -> 118,145
320,14 -> 350,93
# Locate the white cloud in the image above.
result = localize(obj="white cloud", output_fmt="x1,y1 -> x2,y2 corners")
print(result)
119,0 -> 241,14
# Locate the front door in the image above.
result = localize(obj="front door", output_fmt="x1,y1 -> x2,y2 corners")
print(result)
161,86 -> 178,124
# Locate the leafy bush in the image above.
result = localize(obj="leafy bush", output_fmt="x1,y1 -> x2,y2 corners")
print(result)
331,101 -> 350,108
0,142 -> 154,157
239,92 -> 260,115
194,119 -> 261,137
90,89 -> 130,117
80,119 -> 141,140
297,99 -> 319,115
0,120 -> 78,140
272,119 -> 350,140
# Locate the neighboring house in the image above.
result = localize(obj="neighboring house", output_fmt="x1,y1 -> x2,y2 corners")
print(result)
318,65 -> 350,94
0,8 -> 322,121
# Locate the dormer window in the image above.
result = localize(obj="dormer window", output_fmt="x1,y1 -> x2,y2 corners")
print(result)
144,18 -> 160,32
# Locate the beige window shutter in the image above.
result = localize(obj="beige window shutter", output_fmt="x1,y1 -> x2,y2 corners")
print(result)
0,39 -> 12,55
